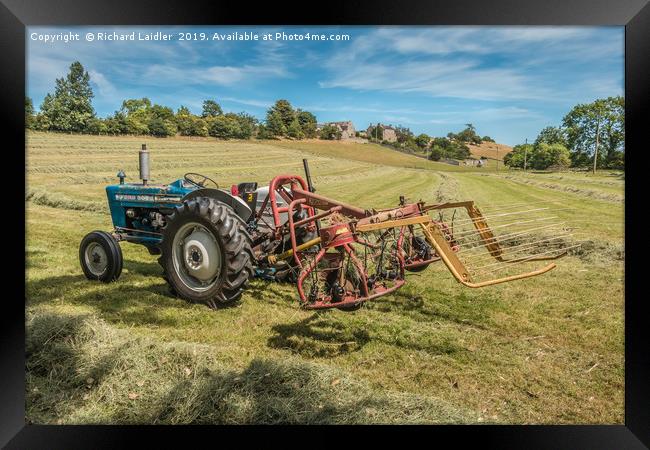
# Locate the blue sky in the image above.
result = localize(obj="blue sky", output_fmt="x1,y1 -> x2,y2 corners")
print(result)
27,26 -> 623,145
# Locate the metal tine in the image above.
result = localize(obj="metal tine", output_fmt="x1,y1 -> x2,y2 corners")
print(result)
453,223 -> 567,252
472,244 -> 582,272
447,215 -> 560,239
476,199 -> 568,212
459,232 -> 573,260
452,223 -> 571,246
455,232 -> 567,262
432,201 -> 567,219
459,234 -> 574,265
470,206 -> 578,223
439,207 -> 575,226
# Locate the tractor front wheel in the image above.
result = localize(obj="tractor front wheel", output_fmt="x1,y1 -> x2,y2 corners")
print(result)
159,197 -> 254,309
79,231 -> 123,282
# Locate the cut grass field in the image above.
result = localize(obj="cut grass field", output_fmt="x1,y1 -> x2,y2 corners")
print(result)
26,131 -> 624,424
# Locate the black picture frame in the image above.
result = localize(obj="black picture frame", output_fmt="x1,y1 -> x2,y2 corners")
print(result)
2,0 -> 647,447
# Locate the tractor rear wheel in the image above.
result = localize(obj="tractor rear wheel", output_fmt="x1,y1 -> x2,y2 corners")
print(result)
159,197 -> 254,309
79,231 -> 123,282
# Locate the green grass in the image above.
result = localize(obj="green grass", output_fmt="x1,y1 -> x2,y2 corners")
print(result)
26,131 -> 624,424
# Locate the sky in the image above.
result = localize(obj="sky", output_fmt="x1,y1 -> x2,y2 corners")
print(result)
27,26 -> 623,146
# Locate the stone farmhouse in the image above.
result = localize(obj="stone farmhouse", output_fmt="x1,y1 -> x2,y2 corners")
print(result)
366,124 -> 397,142
316,121 -> 356,139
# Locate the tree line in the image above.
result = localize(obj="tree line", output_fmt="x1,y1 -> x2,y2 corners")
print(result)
365,122 -> 493,161
504,96 -> 624,171
25,61 -> 319,140
26,61 -> 624,171
363,100 -> 624,171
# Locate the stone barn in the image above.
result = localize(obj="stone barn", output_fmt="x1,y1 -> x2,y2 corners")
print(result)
366,124 -> 397,142
318,121 -> 356,139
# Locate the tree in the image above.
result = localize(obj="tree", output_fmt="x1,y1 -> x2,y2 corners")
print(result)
429,147 -> 442,161
175,106 -> 195,136
266,110 -> 286,137
296,110 -> 317,138
175,106 -> 209,137
562,96 -> 624,170
534,126 -> 567,147
25,96 -> 35,129
149,104 -> 175,121
286,118 -> 305,139
267,99 -> 295,130
529,143 -> 571,170
121,98 -> 151,115
148,104 -> 177,136
256,123 -> 273,139
148,118 -> 177,137
503,144 -> 532,169
233,112 -> 257,139
85,117 -> 108,134
451,124 -> 482,145
33,113 -> 52,131
430,136 -> 470,160
319,124 -> 341,140
505,143 -> 570,170
482,136 -> 495,143
190,116 -> 209,137
367,124 -> 384,141
39,61 -> 95,132
415,133 -> 430,149
395,125 -> 413,144
209,114 -> 241,139
120,98 -> 151,135
104,111 -> 128,135
202,100 -> 223,118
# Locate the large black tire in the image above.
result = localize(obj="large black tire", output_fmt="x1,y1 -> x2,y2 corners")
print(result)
159,197 -> 255,309
79,231 -> 123,282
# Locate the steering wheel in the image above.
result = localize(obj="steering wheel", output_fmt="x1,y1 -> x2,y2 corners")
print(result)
184,173 -> 219,189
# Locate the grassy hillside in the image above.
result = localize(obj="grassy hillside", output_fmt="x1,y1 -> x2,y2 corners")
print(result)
466,141 -> 513,161
26,131 -> 624,424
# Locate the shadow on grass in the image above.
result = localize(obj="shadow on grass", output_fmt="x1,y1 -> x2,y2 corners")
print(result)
26,261 -> 186,328
369,286 -> 495,330
267,304 -> 466,358
267,313 -> 371,357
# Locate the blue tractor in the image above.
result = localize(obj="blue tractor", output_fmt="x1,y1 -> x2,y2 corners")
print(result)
79,144 -> 263,309
79,144 -> 565,311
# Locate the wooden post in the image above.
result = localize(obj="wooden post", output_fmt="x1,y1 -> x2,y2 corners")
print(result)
496,145 -> 499,173
593,116 -> 600,175
524,138 -> 528,172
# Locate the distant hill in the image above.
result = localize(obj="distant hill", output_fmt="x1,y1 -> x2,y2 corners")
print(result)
466,142 -> 513,161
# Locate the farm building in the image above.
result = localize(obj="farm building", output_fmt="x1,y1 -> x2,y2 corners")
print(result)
366,124 -> 398,142
463,159 -> 487,167
316,121 -> 356,139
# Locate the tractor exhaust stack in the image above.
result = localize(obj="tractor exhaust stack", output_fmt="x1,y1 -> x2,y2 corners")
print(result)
139,143 -> 150,185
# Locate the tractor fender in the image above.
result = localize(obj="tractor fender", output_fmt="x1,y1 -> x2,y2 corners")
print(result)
182,188 -> 252,222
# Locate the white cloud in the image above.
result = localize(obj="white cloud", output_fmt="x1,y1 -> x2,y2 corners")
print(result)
317,26 -> 622,102
219,97 -> 273,108
141,63 -> 289,87
320,60 -> 550,101
88,70 -> 116,96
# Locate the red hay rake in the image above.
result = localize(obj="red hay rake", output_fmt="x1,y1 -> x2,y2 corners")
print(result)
256,161 -> 571,310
